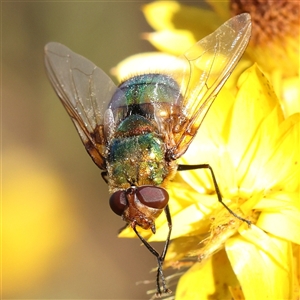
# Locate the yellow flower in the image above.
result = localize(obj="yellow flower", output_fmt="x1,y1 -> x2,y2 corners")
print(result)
141,1 -> 300,117
118,63 -> 300,299
165,64 -> 300,300
113,3 -> 299,298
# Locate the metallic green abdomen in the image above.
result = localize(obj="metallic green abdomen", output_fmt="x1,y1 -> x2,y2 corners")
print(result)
107,128 -> 167,191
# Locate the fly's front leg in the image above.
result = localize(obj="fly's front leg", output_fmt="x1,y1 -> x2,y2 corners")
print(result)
161,205 -> 172,261
155,204 -> 172,296
132,223 -> 171,296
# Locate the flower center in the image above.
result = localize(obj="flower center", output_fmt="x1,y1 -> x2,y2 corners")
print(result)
230,0 -> 299,45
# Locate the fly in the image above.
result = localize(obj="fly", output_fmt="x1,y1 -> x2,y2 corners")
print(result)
44,13 -> 252,296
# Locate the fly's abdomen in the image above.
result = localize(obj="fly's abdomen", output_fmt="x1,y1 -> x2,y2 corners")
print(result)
107,129 -> 167,192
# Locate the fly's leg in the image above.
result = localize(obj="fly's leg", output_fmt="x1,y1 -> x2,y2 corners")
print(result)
161,205 -> 172,262
101,171 -> 108,183
178,164 -> 251,226
132,206 -> 172,297
156,205 -> 172,296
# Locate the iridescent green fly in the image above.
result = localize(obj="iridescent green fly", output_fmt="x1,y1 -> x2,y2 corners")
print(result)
45,13 -> 251,296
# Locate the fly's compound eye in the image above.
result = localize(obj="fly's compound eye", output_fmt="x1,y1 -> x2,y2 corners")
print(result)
136,186 -> 169,209
109,190 -> 128,216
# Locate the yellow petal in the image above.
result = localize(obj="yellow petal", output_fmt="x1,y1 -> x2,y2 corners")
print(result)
144,30 -> 196,55
282,76 -> 300,117
255,192 -> 300,244
149,183 -> 217,241
176,250 -> 240,300
226,227 -> 294,300
234,104 -> 283,193
179,87 -> 237,195
254,191 -> 300,211
261,113 -> 300,192
164,235 -> 204,266
206,0 -> 230,21
142,1 -> 180,31
149,203 -> 205,242
229,64 -> 283,155
227,64 -> 284,191
238,225 -> 291,267
111,52 -> 185,82
267,70 -> 300,119
143,1 -> 222,39
194,210 -> 244,264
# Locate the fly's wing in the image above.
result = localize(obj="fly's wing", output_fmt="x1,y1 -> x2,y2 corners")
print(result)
44,42 -> 118,169
167,13 -> 252,159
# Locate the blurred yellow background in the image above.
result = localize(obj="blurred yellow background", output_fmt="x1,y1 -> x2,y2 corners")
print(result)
2,2 -> 167,299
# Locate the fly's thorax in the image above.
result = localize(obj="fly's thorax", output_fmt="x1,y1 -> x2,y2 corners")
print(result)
111,73 -> 181,108
109,73 -> 183,128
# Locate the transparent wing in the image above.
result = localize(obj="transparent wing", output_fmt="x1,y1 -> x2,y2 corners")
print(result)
166,13 -> 252,159
44,42 -> 118,169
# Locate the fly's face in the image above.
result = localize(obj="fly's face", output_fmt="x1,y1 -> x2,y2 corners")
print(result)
44,13 -> 252,296
109,185 -> 169,232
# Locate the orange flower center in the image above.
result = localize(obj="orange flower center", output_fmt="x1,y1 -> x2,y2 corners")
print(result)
230,0 -> 300,45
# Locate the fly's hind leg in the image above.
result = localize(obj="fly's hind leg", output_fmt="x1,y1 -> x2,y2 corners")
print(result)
178,164 -> 251,226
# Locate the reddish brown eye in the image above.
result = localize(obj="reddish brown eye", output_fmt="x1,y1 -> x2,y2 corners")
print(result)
136,186 -> 169,209
109,190 -> 127,216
